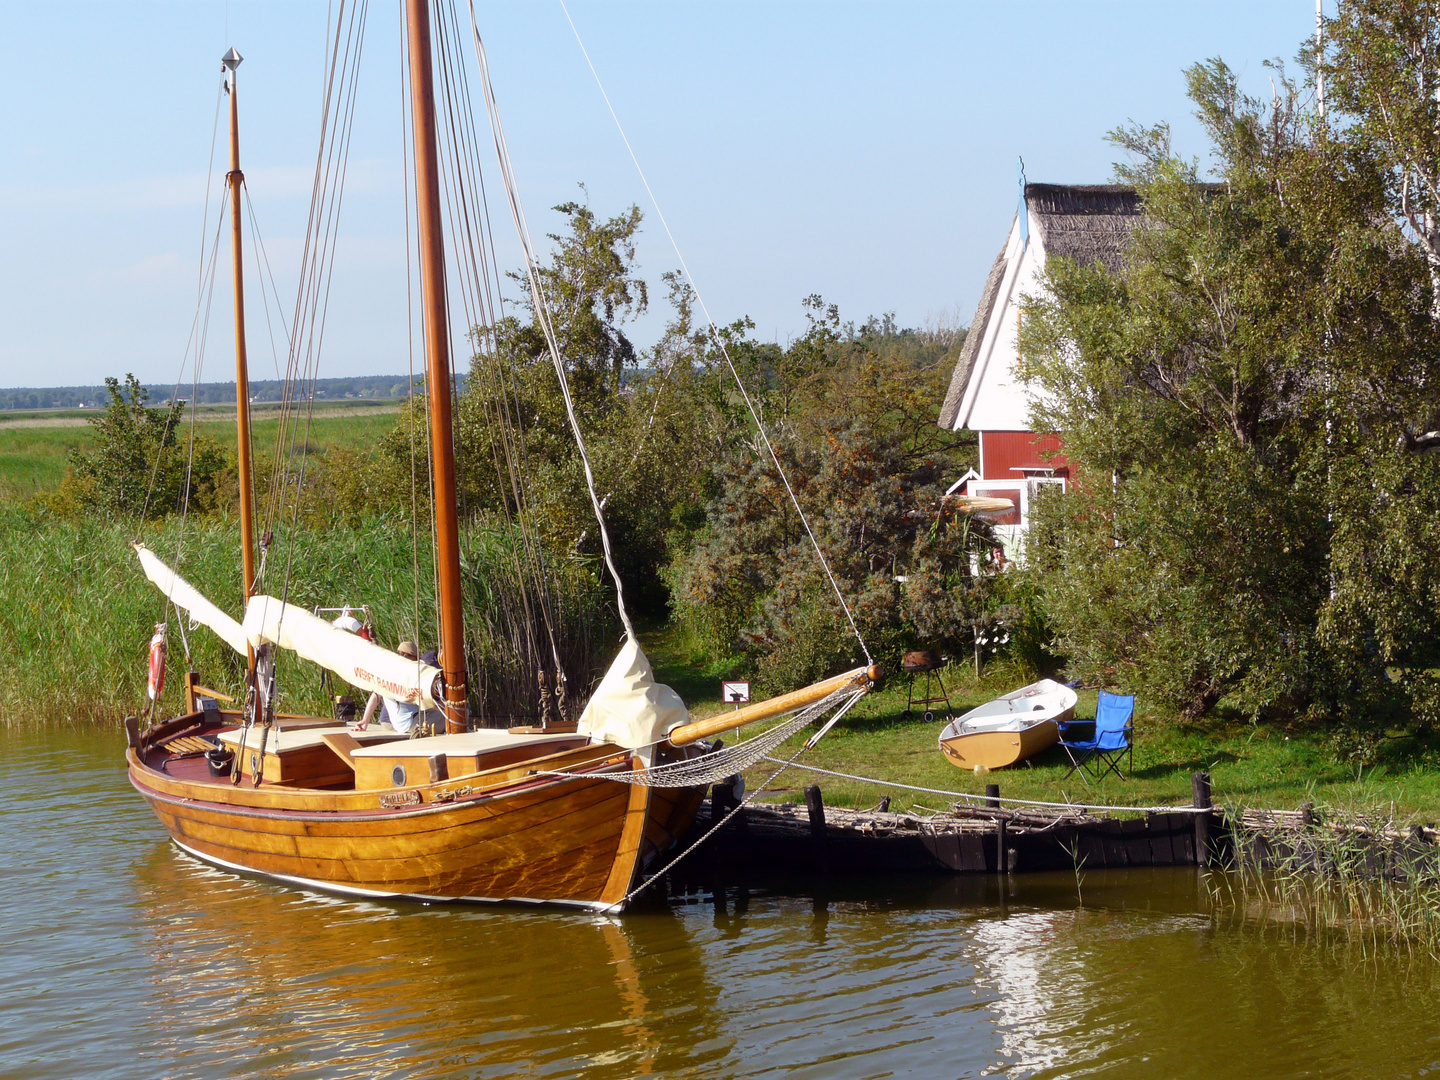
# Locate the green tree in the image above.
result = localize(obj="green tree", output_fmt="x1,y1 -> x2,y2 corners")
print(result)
666,303 -> 982,690
1328,0 -> 1440,329
1021,55 -> 1440,730
48,374 -> 229,520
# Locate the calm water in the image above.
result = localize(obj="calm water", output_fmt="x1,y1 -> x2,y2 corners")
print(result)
4,728 -> 1439,1080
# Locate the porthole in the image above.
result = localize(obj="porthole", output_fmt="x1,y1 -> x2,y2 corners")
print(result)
392,764 -> 407,787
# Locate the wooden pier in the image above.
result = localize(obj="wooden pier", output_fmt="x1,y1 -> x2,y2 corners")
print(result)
689,773 -> 1224,876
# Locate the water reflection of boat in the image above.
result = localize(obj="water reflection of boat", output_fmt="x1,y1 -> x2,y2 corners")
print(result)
938,679 -> 1077,770
128,843 -> 698,1078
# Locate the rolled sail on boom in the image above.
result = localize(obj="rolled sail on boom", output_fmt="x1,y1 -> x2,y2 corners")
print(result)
133,543 -> 250,656
132,545 -> 441,708
242,594 -> 442,709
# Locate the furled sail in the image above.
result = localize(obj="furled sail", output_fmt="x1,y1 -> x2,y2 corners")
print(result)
242,595 -> 442,709
577,637 -> 689,750
133,544 -> 250,657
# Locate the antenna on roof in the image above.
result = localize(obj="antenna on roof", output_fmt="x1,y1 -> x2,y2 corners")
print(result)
1017,157 -> 1029,252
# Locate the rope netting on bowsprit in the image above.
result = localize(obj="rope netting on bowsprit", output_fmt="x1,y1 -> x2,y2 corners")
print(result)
538,686 -> 866,789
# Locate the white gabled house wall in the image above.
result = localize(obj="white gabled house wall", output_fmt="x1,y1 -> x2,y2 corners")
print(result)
938,183 -> 1144,564
954,214 -> 1050,435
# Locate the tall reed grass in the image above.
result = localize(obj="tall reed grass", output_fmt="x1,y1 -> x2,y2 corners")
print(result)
1214,804 -> 1440,959
0,509 -> 616,727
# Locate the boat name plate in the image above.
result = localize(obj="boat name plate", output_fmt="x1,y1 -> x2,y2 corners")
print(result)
379,789 -> 422,809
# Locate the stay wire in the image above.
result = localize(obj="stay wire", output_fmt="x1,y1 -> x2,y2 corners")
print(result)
398,0 -> 425,657
436,0 -> 564,684
463,0 -> 634,641
556,0 -> 872,665
277,0 -> 369,612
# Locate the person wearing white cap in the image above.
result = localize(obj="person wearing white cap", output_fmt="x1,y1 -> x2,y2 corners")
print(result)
356,640 -> 422,734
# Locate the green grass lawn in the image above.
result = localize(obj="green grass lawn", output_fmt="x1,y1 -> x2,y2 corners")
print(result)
640,622 -> 1440,821
0,404 -> 401,499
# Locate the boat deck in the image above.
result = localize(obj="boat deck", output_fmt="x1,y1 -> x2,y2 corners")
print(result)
142,716 -> 592,793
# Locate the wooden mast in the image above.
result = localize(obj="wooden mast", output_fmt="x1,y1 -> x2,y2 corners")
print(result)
405,0 -> 468,733
223,48 -> 257,609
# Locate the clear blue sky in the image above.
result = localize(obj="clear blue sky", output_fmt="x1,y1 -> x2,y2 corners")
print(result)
0,1 -> 1319,389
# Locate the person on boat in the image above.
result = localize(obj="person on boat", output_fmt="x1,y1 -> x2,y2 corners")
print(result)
411,649 -> 445,734
356,640 -> 421,733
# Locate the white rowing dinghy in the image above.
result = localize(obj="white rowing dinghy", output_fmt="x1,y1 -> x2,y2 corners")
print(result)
938,679 -> 1077,770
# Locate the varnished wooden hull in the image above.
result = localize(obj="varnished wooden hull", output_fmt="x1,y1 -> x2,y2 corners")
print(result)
938,718 -> 1061,771
127,717 -> 704,912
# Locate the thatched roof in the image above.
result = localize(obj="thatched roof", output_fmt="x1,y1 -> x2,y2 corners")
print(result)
937,183 -> 1144,430
1026,184 -> 1142,272
937,233 -> 1009,432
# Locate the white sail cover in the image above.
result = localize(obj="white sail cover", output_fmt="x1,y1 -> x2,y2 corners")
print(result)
133,544 -> 250,657
242,595 -> 442,708
577,637 -> 689,750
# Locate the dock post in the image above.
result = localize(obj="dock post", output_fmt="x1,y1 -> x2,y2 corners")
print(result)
804,785 -> 829,872
804,785 -> 826,838
1191,771 -> 1213,867
985,784 -> 1006,874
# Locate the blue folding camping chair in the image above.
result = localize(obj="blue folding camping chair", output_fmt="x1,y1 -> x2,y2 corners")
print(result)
1058,692 -> 1134,783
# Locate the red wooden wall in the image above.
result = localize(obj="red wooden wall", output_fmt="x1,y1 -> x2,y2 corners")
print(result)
979,431 -> 1070,481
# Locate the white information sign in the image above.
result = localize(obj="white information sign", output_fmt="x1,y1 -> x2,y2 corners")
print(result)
722,680 -> 751,704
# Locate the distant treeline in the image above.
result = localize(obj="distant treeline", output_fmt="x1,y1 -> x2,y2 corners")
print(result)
0,375 -> 450,411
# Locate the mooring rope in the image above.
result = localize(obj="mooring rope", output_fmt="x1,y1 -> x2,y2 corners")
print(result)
602,721 -> 825,912
756,759 -> 1210,816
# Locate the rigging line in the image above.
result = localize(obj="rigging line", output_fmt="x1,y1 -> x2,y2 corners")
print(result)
194,80 -> 227,307
274,0 -> 366,523
172,211 -> 227,553
278,0 -> 370,614
137,151 -> 228,539
398,0 -> 427,662
464,4 -> 634,641
606,721 -> 828,911
242,185 -> 293,379
264,0 -> 360,534
138,206 -> 229,531
556,0 -> 872,664
756,758 -> 1209,816
435,3 -> 564,669
165,200 -> 229,606
436,1 -> 563,681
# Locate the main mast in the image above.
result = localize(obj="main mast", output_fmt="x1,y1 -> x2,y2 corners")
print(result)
405,0 -> 469,734
223,48 -> 257,611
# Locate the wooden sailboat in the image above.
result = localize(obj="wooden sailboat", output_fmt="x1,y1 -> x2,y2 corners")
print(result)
125,8 -> 878,911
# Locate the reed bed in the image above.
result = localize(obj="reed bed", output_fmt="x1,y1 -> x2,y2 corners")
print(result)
1213,803 -> 1440,959
0,509 -> 614,728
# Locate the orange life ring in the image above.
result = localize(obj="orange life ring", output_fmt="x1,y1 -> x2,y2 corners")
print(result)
147,625 -> 167,702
